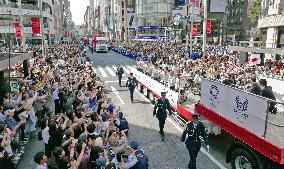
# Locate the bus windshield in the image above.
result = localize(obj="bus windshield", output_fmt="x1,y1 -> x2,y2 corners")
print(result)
96,40 -> 107,44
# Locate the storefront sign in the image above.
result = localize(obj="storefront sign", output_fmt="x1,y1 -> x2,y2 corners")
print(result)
10,78 -> 19,92
31,17 -> 40,35
14,22 -> 22,39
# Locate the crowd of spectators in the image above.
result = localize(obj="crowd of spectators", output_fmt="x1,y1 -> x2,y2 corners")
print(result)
112,41 -> 279,108
0,44 -> 148,169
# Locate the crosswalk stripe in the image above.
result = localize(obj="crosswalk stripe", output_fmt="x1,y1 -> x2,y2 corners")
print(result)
122,66 -> 130,74
97,66 -> 108,77
105,66 -> 116,76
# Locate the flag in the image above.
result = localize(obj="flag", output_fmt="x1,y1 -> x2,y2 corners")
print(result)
249,54 -> 261,65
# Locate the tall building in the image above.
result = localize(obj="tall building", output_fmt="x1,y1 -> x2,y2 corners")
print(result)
136,0 -> 172,26
53,0 -> 64,43
84,6 -> 92,41
62,0 -> 73,42
258,0 -> 284,48
227,0 -> 251,40
0,0 -> 56,44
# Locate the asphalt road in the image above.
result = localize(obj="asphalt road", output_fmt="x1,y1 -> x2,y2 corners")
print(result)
16,49 -> 232,169
89,50 -> 232,169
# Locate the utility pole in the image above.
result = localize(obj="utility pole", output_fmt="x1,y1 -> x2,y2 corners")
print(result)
18,0 -> 26,52
186,2 -> 193,57
111,0 -> 116,39
189,6 -> 193,57
185,5 -> 189,51
39,0 -> 45,59
225,0 -> 228,42
202,0 -> 207,52
124,0 -> 128,41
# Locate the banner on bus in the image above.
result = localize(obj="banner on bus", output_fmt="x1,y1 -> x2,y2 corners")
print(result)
200,78 -> 268,137
133,69 -> 179,108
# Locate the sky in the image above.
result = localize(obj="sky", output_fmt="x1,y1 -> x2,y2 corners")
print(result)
70,0 -> 90,25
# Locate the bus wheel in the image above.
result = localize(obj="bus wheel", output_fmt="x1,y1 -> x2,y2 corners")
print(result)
231,148 -> 261,169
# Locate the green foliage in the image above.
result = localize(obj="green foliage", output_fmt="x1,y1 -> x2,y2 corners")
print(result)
249,0 -> 262,20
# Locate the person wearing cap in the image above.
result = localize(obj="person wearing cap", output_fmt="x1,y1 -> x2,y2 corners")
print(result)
116,64 -> 124,87
153,92 -> 172,141
129,141 -> 149,169
181,114 -> 210,169
115,112 -> 129,135
126,72 -> 137,103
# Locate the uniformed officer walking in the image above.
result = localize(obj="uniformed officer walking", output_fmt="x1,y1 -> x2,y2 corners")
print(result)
126,72 -> 137,103
116,64 -> 124,87
153,92 -> 172,141
181,114 -> 210,169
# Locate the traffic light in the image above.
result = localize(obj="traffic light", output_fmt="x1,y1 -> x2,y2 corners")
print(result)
192,24 -> 197,37
206,19 -> 212,34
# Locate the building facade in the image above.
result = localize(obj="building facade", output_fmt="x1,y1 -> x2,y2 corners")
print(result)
136,0 -> 173,26
227,0 -> 250,40
0,0 -> 60,44
258,0 -> 284,48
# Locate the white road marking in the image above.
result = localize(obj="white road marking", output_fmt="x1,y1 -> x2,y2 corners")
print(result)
126,65 -> 135,72
122,66 -> 130,74
106,66 -> 116,76
105,79 -> 127,83
97,66 -> 108,77
111,86 -> 125,105
134,89 -> 228,169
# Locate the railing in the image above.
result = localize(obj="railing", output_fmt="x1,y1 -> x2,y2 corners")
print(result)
263,100 -> 284,145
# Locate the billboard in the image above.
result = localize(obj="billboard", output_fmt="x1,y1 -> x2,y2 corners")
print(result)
210,0 -> 226,13
127,11 -> 135,28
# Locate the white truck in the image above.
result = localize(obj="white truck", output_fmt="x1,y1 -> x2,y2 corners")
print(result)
93,36 -> 108,53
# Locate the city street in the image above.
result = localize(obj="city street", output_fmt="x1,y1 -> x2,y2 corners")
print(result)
16,50 -> 231,169
88,50 -> 231,169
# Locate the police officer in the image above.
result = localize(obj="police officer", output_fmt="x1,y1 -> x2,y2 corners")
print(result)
116,64 -> 124,87
153,92 -> 172,141
181,114 -> 210,169
126,72 -> 137,103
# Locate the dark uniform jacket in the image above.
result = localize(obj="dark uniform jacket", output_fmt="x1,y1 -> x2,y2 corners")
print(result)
181,122 -> 208,151
261,86 -> 277,113
250,82 -> 261,95
153,98 -> 172,120
126,77 -> 137,90
116,67 -> 124,77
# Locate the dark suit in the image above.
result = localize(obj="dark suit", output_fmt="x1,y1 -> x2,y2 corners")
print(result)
153,98 -> 172,137
126,76 -> 137,102
261,86 -> 277,114
116,67 -> 124,86
181,122 -> 208,169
